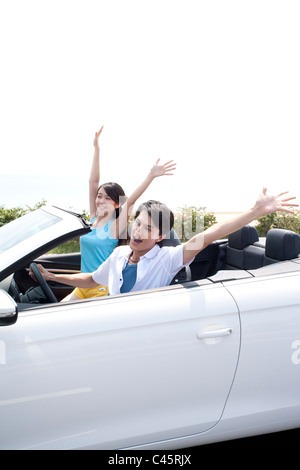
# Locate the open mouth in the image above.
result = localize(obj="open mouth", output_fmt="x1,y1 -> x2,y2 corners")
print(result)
132,238 -> 143,245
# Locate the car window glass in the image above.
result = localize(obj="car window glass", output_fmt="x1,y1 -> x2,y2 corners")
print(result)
0,210 -> 61,254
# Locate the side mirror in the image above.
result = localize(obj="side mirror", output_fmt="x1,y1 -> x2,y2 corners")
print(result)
0,289 -> 18,326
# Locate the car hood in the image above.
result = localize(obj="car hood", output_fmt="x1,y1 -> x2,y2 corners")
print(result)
0,206 -> 90,280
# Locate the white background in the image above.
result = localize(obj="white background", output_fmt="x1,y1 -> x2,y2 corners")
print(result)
0,0 -> 299,213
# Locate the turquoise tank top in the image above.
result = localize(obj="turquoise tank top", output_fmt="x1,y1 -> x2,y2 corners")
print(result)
80,218 -> 118,273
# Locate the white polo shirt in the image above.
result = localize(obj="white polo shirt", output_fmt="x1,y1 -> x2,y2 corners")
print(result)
92,244 -> 192,295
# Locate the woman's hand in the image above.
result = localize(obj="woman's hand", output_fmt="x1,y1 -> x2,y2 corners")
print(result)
93,125 -> 104,149
150,158 -> 176,178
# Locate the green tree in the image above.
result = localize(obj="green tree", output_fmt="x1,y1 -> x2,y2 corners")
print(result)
173,206 -> 217,242
256,210 -> 300,236
0,199 -> 47,227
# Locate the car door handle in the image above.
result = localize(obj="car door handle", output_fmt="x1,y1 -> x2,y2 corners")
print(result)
196,328 -> 232,340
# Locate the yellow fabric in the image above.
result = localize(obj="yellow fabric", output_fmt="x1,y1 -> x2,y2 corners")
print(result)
72,285 -> 109,299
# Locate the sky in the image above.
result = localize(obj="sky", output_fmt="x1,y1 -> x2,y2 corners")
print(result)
0,0 -> 300,214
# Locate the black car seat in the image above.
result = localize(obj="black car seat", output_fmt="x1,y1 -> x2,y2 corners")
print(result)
263,229 -> 300,265
160,229 -> 192,284
226,225 -> 261,269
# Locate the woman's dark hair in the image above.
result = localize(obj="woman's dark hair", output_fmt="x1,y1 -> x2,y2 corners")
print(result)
135,200 -> 174,236
98,182 -> 128,245
98,182 -> 126,219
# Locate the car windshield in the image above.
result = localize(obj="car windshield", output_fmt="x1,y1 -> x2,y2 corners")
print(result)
0,209 -> 62,254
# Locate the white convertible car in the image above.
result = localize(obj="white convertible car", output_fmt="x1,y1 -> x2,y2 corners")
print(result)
1,205 -> 300,450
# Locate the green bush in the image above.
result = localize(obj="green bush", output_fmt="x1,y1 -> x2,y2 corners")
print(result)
49,238 -> 80,254
0,206 -> 26,226
0,200 -> 47,227
173,206 -> 217,242
256,211 -> 300,236
0,200 -> 82,254
2,201 -> 299,253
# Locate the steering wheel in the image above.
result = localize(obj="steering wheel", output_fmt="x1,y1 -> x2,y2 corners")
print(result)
30,262 -> 58,303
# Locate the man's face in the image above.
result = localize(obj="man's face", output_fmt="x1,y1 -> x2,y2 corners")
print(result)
130,210 -> 164,255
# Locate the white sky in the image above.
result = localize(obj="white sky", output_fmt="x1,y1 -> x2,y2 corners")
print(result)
0,0 -> 299,213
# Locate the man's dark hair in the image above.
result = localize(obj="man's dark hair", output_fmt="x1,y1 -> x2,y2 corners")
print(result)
134,200 -> 174,237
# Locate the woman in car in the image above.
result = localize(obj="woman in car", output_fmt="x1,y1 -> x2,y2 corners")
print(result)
64,125 -> 176,301
32,188 -> 298,295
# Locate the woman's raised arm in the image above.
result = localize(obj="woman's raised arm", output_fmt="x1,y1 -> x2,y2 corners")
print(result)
111,158 -> 176,239
89,125 -> 104,219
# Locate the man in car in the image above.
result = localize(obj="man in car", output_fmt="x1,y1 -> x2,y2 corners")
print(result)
30,188 -> 298,296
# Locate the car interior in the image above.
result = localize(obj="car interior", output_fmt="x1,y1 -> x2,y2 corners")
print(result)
3,226 -> 300,309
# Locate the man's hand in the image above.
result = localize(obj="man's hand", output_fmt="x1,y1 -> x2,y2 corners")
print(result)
252,187 -> 298,217
29,263 -> 54,282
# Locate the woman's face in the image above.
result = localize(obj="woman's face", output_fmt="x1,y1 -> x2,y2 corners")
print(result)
95,187 -> 119,217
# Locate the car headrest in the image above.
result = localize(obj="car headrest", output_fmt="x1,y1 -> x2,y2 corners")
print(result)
265,229 -> 300,260
228,225 -> 259,250
160,228 -> 181,247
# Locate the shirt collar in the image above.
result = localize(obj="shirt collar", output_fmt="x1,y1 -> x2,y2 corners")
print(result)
124,243 -> 161,262
140,243 -> 161,260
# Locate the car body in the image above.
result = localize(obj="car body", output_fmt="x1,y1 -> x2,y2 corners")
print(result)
1,206 -> 300,450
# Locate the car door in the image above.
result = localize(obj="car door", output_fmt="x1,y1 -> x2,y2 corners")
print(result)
222,271 -> 300,429
0,281 -> 240,450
